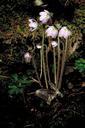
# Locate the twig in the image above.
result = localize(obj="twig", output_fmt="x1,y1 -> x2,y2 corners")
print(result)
32,77 -> 40,84
0,75 -> 9,79
24,124 -> 34,128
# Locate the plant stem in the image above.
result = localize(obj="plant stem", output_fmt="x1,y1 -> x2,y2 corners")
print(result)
32,41 -> 42,87
42,31 -> 48,89
58,39 -> 68,90
32,56 -> 42,87
56,36 -> 61,89
53,47 -> 57,85
40,49 -> 43,78
46,46 -> 51,83
40,27 -> 44,78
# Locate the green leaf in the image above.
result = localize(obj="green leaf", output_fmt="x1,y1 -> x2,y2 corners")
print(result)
11,74 -> 18,81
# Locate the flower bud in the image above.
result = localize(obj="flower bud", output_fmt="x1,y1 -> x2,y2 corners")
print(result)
24,52 -> 32,63
36,44 -> 42,49
51,41 -> 58,48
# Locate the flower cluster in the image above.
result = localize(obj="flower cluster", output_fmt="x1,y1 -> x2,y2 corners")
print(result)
28,9 -> 71,36
29,9 -> 51,32
27,10 -> 71,54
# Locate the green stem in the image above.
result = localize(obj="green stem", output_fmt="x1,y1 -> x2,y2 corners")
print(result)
56,36 -> 61,89
58,39 -> 68,90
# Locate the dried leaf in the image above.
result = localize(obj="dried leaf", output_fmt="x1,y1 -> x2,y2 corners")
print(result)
35,89 -> 56,105
80,82 -> 85,87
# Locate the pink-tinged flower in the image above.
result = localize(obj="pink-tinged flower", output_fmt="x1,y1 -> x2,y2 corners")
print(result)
51,41 -> 58,48
39,10 -> 51,24
59,26 -> 71,39
29,19 -> 38,31
36,44 -> 42,49
45,26 -> 58,38
24,52 -> 32,63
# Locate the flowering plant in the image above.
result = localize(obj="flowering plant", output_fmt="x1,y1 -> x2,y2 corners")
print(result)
26,9 -> 74,104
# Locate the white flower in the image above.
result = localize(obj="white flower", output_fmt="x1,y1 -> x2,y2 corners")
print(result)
45,26 -> 58,38
24,52 -> 32,63
51,41 -> 58,48
59,26 -> 71,39
29,19 -> 38,31
36,44 -> 42,49
39,10 -> 51,24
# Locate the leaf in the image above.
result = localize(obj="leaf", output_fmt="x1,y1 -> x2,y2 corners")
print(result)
8,86 -> 18,95
11,74 -> 18,81
8,73 -> 33,95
